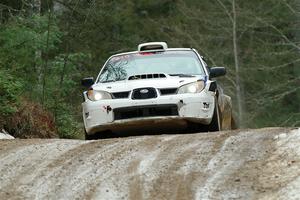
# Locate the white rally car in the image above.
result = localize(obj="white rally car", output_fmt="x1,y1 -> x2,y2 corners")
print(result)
82,42 -> 234,139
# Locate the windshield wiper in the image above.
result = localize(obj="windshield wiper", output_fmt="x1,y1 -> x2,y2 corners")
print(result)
169,74 -> 195,77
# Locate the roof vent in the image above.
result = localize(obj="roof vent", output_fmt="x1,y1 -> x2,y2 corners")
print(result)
138,42 -> 168,52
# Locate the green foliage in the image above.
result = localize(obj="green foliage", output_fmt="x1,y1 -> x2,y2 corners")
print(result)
44,52 -> 90,138
0,14 -> 62,93
0,70 -> 22,116
0,0 -> 299,138
0,13 -> 87,138
53,102 -> 82,139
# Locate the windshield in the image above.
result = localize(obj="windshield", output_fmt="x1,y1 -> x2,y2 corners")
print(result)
98,50 -> 205,83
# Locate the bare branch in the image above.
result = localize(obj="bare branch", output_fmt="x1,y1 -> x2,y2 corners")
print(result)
0,3 -> 21,12
254,16 -> 300,51
215,0 -> 233,23
282,0 -> 297,14
257,58 -> 300,71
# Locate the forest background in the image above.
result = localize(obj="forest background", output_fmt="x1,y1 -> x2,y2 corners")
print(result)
0,0 -> 299,139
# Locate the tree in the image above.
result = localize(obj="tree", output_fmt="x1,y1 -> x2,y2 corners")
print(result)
0,0 -> 299,139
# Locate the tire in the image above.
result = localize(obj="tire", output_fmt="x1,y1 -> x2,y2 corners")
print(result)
85,130 -> 115,140
208,99 -> 222,132
84,129 -> 102,140
85,130 -> 97,140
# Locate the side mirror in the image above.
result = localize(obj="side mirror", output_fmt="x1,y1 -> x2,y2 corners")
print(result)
209,67 -> 226,78
81,77 -> 94,88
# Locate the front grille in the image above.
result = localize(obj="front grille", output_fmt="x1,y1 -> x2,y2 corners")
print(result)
132,88 -> 157,100
159,88 -> 178,95
113,104 -> 178,120
112,91 -> 130,99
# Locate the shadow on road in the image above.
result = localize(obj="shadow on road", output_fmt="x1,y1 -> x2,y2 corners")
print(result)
92,123 -> 210,140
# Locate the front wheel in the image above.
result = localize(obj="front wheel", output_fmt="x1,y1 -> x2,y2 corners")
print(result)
84,130 -> 98,140
85,130 -> 115,140
208,100 -> 221,131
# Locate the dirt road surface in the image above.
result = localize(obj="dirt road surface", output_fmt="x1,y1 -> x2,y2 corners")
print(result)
0,127 -> 299,200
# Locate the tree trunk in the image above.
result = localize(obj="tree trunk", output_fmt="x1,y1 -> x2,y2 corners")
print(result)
31,0 -> 44,98
232,0 -> 243,127
33,0 -> 42,14
41,0 -> 53,14
42,9 -> 51,105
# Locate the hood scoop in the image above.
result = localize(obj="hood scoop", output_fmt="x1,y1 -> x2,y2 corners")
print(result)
128,73 -> 166,80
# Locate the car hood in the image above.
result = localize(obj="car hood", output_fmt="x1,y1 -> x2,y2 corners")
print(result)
92,75 -> 206,93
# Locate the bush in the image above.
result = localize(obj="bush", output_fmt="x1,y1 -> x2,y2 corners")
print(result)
5,100 -> 58,139
0,70 -> 22,119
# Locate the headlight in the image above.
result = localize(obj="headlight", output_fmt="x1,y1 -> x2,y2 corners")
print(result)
177,81 -> 205,94
87,89 -> 112,101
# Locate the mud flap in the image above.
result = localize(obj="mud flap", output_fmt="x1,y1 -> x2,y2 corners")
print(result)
219,94 -> 233,130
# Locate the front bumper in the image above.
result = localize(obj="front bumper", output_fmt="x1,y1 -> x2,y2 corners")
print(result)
82,91 -> 215,134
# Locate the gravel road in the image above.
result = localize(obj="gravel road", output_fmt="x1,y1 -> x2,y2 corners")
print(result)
0,127 -> 299,200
